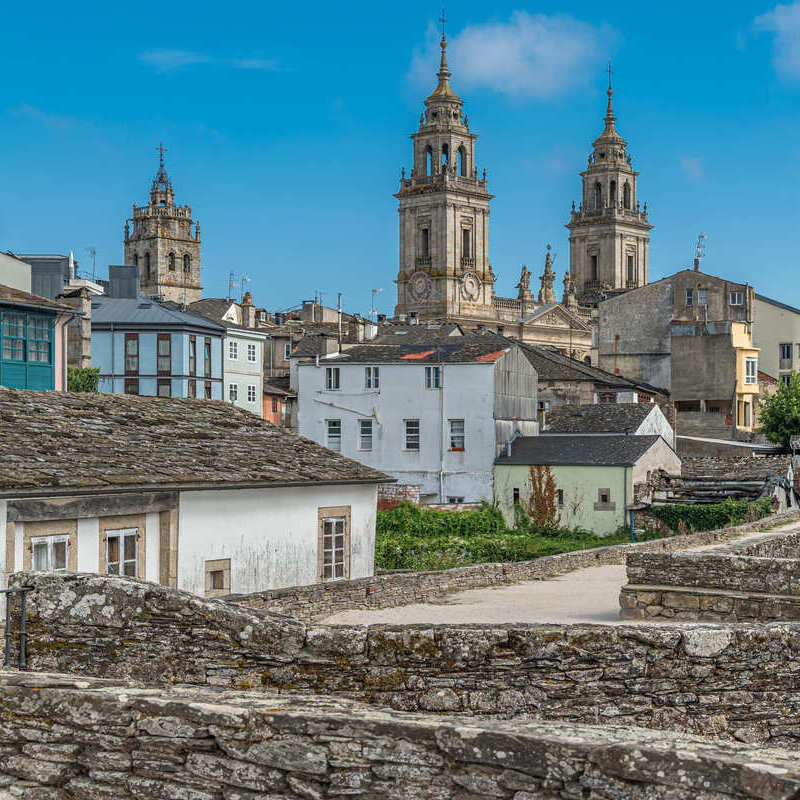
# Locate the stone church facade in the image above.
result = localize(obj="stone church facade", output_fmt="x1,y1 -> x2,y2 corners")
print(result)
124,148 -> 202,304
393,30 -> 593,359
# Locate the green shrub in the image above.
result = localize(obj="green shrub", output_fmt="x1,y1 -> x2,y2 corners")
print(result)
67,367 -> 100,393
650,497 -> 772,534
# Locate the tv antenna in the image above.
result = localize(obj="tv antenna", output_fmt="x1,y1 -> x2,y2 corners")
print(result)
694,233 -> 707,271
240,275 -> 251,302
85,247 -> 96,280
370,288 -> 383,321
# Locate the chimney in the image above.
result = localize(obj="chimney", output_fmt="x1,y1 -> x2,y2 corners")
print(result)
241,291 -> 256,328
693,257 -> 700,272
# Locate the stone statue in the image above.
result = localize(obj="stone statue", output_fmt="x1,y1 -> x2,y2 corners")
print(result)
516,265 -> 531,292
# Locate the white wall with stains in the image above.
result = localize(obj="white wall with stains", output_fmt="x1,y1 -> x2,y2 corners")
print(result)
176,483 -> 378,596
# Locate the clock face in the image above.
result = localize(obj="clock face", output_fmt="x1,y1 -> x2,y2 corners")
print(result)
409,271 -> 431,302
461,271 -> 481,301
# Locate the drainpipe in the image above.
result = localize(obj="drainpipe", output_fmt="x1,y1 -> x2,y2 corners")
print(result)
439,359 -> 445,503
110,321 -> 115,393
623,465 -> 629,539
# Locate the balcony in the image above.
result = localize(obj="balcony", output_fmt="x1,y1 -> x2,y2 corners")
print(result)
461,257 -> 475,268
415,256 -> 432,267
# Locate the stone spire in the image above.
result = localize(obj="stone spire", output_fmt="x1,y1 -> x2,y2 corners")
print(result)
150,142 -> 175,206
538,245 -> 556,305
594,61 -> 625,147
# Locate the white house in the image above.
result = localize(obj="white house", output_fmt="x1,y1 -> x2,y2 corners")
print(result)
293,336 -> 539,504
0,389 -> 388,599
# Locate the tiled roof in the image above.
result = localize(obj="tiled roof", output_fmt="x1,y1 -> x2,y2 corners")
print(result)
544,403 -> 658,433
0,283 -> 77,315
0,388 -> 389,496
496,434 -> 663,467
91,298 -> 225,331
320,336 -> 512,364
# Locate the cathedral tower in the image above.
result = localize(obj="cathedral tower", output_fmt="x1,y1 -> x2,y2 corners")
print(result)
566,70 -> 652,305
124,145 -> 202,304
395,25 -> 494,320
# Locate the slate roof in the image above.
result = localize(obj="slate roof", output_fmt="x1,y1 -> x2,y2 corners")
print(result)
91,298 -> 225,332
0,283 -> 77,315
180,299 -> 266,336
681,455 -> 791,481
544,403 -> 658,434
372,323 -> 464,344
495,434 -> 663,467
320,336 -> 512,364
0,388 -> 389,496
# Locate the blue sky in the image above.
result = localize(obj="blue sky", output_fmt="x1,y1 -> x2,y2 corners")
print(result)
1,0 -> 800,315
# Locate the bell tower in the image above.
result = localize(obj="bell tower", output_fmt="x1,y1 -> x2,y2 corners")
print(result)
124,144 -> 202,305
395,19 -> 494,320
566,66 -> 652,306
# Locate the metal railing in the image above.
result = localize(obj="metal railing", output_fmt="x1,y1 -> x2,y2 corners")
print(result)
1,586 -> 32,670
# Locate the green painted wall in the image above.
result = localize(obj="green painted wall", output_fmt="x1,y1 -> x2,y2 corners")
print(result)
494,464 -> 632,536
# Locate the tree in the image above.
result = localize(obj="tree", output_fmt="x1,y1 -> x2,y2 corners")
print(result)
758,371 -> 800,449
67,367 -> 100,393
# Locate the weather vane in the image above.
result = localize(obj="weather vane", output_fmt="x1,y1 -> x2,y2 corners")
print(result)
439,8 -> 447,38
607,60 -> 613,90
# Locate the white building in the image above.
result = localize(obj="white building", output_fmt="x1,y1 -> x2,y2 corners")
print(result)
0,389 -> 388,599
293,336 -> 539,503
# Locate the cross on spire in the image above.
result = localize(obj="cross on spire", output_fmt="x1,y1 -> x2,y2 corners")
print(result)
439,8 -> 447,39
156,141 -> 167,167
607,60 -> 613,91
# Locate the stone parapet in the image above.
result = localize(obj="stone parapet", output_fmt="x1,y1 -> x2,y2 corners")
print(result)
1,670 -> 799,799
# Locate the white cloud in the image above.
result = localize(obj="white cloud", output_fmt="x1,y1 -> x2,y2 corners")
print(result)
679,156 -> 705,182
409,11 -> 616,99
139,50 -> 277,73
755,2 -> 800,79
12,104 -> 88,131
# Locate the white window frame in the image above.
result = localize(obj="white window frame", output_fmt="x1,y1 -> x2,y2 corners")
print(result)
405,419 -> 420,451
325,367 -> 340,391
697,288 -> 708,306
744,357 -> 758,385
284,342 -> 292,361
685,289 -> 693,307
424,365 -> 442,389
359,419 -> 373,450
105,528 -> 138,578
326,419 -> 342,451
780,343 -> 792,361
247,343 -> 257,362
729,291 -> 743,306
364,366 -> 380,390
247,384 -> 257,403
31,535 -> 70,573
449,419 -> 465,451
228,340 -> 238,360
229,383 -> 238,401
320,516 -> 347,582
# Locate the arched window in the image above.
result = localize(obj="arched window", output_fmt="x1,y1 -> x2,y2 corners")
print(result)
458,146 -> 467,177
145,252 -> 151,279
441,143 -> 449,168
425,147 -> 433,176
609,181 -> 617,207
168,252 -> 176,271
593,183 -> 602,209
183,254 -> 191,273
623,183 -> 631,209
584,356 -> 591,365
133,253 -> 139,268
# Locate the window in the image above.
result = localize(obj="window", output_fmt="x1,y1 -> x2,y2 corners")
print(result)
204,338 -> 212,377
782,375 -> 792,386
405,419 -> 420,451
284,342 -> 292,361
364,366 -> 380,390
780,343 -> 792,361
797,344 -> 800,360
462,228 -> 471,258
594,488 -> 615,511
745,357 -> 758,385
247,343 -> 257,362
513,488 -> 520,506
229,383 -> 238,402
247,384 -> 256,403
425,366 -> 441,389
623,182 -> 631,209
557,489 -> 564,507
538,399 -> 551,413
271,397 -> 279,413
326,419 -> 342,451
421,228 -> 430,257
730,291 -> 743,306
697,289 -> 708,306
609,180 -> 617,206
685,289 -> 694,307
31,536 -> 69,573
205,558 -> 231,597
204,381 -> 212,399
458,146 -> 467,177
124,379 -> 139,395
449,419 -> 465,451
105,529 -> 138,577
2,313 -> 25,361
28,316 -> 51,363
188,379 -> 196,398
133,253 -> 139,268
319,508 -> 350,582
189,336 -> 197,376
325,367 -> 340,390
157,334 -> 171,374
447,496 -> 465,504
229,340 -> 238,360
359,419 -> 373,450
145,252 -> 151,277
168,252 -> 176,271
124,333 -> 139,375
590,254 -> 598,281
183,254 -> 191,273
593,182 -> 602,209
626,255 -> 634,284
157,379 -> 171,398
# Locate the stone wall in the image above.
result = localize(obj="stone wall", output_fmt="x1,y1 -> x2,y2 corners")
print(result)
377,482 -> 420,511
11,571 -> 800,749
227,511 -> 800,621
620,527 -> 800,622
3,671 -> 800,800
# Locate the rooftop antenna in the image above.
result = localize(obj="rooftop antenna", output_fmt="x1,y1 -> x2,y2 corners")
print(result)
370,288 -> 384,322
85,247 -> 96,280
240,275 -> 251,303
694,233 -> 707,271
